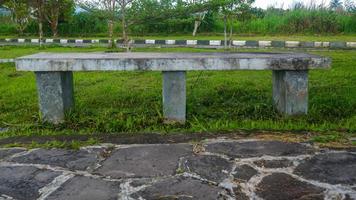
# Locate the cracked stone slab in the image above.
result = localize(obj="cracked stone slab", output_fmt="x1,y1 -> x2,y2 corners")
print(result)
45,176 -> 121,200
256,173 -> 325,200
233,164 -> 258,182
0,148 -> 26,160
254,159 -> 294,168
233,186 -> 249,200
294,152 -> 356,185
7,148 -> 101,171
131,176 -> 223,200
0,165 -> 61,200
95,144 -> 192,178
205,140 -> 314,158
0,140 -> 355,200
180,155 -> 233,183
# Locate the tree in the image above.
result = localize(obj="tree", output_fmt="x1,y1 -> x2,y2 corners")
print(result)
188,0 -> 208,36
79,0 -> 118,48
118,0 -> 134,50
127,0 -> 189,33
44,0 -> 75,37
186,0 -> 221,36
330,0 -> 343,11
250,7 -> 265,18
2,0 -> 31,34
192,11 -> 206,36
344,0 -> 356,12
79,0 -> 135,50
28,0 -> 45,47
184,0 -> 223,36
106,0 -> 117,48
220,0 -> 254,48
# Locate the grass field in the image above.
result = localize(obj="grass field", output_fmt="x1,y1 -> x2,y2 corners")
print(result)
1,34 -> 356,42
0,46 -> 355,147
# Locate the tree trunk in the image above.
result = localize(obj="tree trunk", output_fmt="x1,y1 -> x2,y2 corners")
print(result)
122,8 -> 129,52
229,19 -> 233,48
108,20 -> 115,48
192,20 -> 201,36
14,13 -> 24,35
45,2 -> 60,38
224,15 -> 227,49
39,20 -> 43,48
19,27 -> 24,35
108,0 -> 116,49
18,21 -> 25,35
122,19 -> 127,46
50,21 -> 58,38
37,1 -> 44,48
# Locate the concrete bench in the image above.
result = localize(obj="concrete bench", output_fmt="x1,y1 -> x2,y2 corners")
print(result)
16,52 -> 331,124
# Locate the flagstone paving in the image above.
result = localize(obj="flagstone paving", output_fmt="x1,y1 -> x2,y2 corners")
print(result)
0,139 -> 355,200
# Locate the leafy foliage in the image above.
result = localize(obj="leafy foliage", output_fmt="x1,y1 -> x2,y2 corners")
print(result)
0,0 -> 356,36
1,0 -> 31,34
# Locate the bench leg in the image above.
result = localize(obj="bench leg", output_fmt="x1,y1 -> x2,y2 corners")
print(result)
162,71 -> 186,124
272,70 -> 308,115
35,72 -> 74,124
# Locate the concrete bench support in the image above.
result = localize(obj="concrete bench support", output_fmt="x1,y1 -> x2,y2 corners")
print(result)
16,52 -> 330,124
272,70 -> 308,115
162,71 -> 186,123
35,72 -> 74,124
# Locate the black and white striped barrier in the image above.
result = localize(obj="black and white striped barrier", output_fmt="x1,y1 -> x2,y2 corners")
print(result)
1,38 -> 356,49
0,59 -> 14,63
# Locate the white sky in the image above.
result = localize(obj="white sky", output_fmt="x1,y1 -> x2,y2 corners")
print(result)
253,0 -> 331,9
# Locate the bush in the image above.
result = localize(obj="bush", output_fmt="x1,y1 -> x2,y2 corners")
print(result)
0,23 -> 16,35
58,12 -> 108,37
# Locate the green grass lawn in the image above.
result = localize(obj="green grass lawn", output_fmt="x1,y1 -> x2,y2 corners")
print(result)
0,46 -> 355,144
1,34 -> 356,41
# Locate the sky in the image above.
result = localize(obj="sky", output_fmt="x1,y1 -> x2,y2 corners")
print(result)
253,0 -> 330,9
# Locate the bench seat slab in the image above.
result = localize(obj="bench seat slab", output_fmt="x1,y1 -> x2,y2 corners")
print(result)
162,71 -> 186,123
273,70 -> 308,115
35,72 -> 74,124
16,52 -> 331,71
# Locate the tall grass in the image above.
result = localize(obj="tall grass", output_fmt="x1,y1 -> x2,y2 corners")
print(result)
234,6 -> 356,34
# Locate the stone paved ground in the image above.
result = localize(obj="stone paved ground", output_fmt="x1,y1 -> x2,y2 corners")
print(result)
0,139 -> 355,200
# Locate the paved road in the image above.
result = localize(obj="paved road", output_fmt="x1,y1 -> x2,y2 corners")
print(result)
0,139 -> 355,200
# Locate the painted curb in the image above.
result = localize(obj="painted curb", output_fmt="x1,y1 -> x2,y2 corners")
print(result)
1,38 -> 355,49
0,59 -> 14,63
